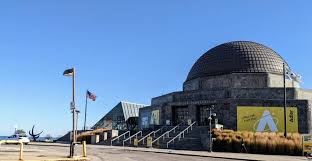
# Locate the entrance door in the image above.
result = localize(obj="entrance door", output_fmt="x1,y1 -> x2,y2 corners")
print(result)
197,105 -> 210,126
172,106 -> 189,125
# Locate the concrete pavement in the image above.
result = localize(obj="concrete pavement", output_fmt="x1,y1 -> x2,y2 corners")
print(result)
0,142 -> 309,161
86,144 -> 307,161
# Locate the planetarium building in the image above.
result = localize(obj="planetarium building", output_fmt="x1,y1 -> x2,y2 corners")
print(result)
139,41 -> 312,134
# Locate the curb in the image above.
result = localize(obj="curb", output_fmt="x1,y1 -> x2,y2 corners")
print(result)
136,150 -> 256,161
24,157 -> 89,161
108,146 -> 260,161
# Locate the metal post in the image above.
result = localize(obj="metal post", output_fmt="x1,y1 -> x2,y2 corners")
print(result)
76,110 -> 80,141
82,141 -> 87,157
84,91 -> 88,131
209,106 -> 212,152
283,63 -> 287,138
71,68 -> 76,157
19,142 -> 23,161
207,104 -> 214,152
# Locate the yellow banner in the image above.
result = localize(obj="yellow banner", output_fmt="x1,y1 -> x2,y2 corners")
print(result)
150,110 -> 160,125
237,106 -> 298,132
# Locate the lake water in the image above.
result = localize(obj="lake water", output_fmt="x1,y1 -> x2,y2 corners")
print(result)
0,136 -> 56,141
0,136 -> 9,140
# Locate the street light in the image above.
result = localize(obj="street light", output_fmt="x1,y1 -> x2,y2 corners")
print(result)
63,67 -> 76,157
75,110 -> 80,140
206,104 -> 216,152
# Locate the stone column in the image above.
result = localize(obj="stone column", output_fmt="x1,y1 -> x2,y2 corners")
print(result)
91,135 -> 100,144
229,102 -> 237,130
161,105 -> 172,125
103,132 -> 108,141
308,102 -> 312,134
111,130 -> 119,138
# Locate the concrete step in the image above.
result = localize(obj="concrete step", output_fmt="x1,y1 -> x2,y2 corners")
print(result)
150,126 -> 208,150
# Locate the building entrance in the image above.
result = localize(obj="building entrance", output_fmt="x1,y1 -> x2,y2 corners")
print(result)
172,106 -> 189,125
196,105 -> 211,126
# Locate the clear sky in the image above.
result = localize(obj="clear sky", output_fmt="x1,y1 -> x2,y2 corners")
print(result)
0,1 -> 311,137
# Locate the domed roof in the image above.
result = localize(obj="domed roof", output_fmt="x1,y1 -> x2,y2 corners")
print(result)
186,41 -> 289,82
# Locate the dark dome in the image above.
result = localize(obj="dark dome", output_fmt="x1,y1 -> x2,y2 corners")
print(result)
186,41 -> 289,81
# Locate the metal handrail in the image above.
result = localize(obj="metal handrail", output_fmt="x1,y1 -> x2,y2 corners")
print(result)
0,140 -> 24,160
166,121 -> 196,148
154,128 -> 162,136
111,131 -> 130,146
123,131 -> 142,146
138,128 -> 161,144
152,123 -> 182,145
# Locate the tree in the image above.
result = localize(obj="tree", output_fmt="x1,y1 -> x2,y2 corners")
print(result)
45,134 -> 52,140
15,129 -> 26,137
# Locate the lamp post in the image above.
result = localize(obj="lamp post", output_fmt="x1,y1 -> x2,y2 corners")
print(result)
206,104 -> 216,152
76,110 -> 80,139
63,68 -> 76,157
283,63 -> 287,138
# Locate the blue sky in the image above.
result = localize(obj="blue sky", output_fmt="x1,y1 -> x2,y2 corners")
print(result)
0,1 -> 311,136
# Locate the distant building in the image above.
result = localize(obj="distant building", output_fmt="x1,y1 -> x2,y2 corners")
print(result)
139,41 -> 312,134
92,101 -> 148,130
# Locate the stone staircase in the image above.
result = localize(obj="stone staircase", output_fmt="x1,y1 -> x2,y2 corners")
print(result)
98,130 -> 153,146
97,130 -> 130,146
98,125 -> 211,151
166,126 -> 209,151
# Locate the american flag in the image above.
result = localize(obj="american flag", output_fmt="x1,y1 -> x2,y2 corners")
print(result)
87,90 -> 97,101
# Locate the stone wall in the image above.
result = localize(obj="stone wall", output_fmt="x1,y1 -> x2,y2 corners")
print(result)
151,93 -> 175,106
144,87 -> 312,133
152,88 -> 299,106
139,105 -> 162,128
296,89 -> 312,100
183,73 -> 297,91
268,73 -> 300,88
230,88 -> 296,99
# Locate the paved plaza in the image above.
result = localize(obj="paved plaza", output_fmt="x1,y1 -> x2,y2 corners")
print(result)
0,143 -> 308,161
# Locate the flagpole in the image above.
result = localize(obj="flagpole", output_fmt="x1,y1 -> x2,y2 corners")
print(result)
84,90 -> 88,131
63,67 -> 77,157
283,63 -> 287,138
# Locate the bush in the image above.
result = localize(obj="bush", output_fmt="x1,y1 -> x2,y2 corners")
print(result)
266,138 -> 277,154
212,129 -> 302,156
231,137 -> 241,153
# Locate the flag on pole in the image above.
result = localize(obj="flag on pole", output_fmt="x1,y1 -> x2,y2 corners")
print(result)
63,68 -> 74,76
87,90 -> 97,101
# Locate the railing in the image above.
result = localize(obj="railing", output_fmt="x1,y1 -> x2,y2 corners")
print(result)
0,140 -> 24,160
123,131 -> 142,146
154,128 -> 162,136
166,121 -> 196,148
151,123 -> 182,146
111,131 -> 130,146
0,140 -> 89,160
138,128 -> 161,144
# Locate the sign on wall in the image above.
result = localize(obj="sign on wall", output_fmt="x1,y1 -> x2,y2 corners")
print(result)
302,134 -> 312,155
237,106 -> 298,132
141,116 -> 148,128
150,110 -> 160,125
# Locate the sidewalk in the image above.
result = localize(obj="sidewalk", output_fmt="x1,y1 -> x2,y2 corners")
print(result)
88,144 -> 308,161
30,143 -> 308,161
